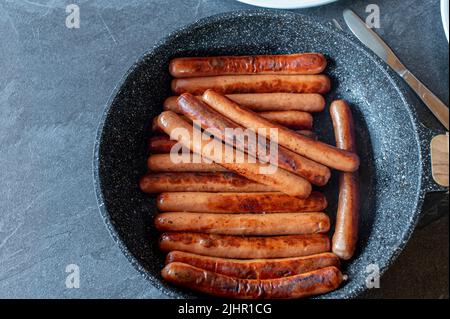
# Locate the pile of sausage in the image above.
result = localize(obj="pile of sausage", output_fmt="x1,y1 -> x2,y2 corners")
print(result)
140,53 -> 361,299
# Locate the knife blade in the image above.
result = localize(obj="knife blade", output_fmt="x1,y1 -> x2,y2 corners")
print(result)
343,9 -> 449,130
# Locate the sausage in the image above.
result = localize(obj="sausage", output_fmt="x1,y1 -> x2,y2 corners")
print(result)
147,154 -> 228,172
140,172 -> 276,193
159,232 -> 330,258
149,135 -> 202,155
259,111 -> 313,130
151,115 -> 193,133
165,110 -> 312,130
177,94 -> 330,186
202,90 -> 360,172
156,191 -> 327,213
164,93 -> 325,112
156,111 -> 312,198
172,75 -> 331,95
169,53 -> 327,78
331,100 -> 357,152
330,100 -> 360,260
155,212 -> 330,235
148,136 -> 179,153
226,93 -> 325,112
161,263 -> 343,299
165,251 -> 340,279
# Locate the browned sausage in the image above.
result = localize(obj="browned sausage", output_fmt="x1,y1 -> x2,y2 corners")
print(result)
161,263 -> 343,299
151,115 -> 194,134
140,172 -> 275,193
156,191 -> 327,213
330,100 -> 360,260
202,90 -> 360,172
164,93 -> 326,112
157,106 -> 310,130
156,111 -> 312,198
155,212 -> 330,235
153,116 -> 314,132
165,251 -> 340,279
259,111 -> 313,130
177,94 -> 330,186
169,53 -> 327,78
148,136 -> 179,153
147,154 -> 228,172
172,75 -> 331,95
159,232 -> 330,258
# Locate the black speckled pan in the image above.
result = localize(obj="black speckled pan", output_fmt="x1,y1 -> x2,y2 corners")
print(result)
93,10 -> 447,299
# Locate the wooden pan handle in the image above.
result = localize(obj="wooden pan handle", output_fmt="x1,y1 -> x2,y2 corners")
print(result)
431,133 -> 449,187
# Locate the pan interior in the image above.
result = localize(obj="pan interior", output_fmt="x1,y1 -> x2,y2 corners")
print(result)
95,11 -> 423,299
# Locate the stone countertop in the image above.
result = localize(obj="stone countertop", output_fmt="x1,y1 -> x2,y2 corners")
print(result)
0,0 -> 448,298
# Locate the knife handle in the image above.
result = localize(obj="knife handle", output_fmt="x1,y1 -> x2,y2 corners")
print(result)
402,70 -> 449,130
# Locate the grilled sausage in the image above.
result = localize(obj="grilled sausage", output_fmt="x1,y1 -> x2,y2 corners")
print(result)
330,100 -> 360,260
169,53 -> 327,78
156,191 -> 327,213
202,90 -> 360,172
164,93 -> 325,113
155,212 -> 330,235
148,136 -> 179,153
172,75 -> 331,95
177,94 -> 330,186
147,154 -> 228,172
151,115 -> 192,133
162,263 -> 343,299
156,111 -> 312,198
159,232 -> 330,258
165,251 -> 340,279
153,115 -> 313,132
258,111 -> 313,130
140,172 -> 275,193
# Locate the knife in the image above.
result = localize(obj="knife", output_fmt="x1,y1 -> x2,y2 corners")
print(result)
343,9 -> 449,130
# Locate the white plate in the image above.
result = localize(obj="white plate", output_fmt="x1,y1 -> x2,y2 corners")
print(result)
441,0 -> 449,42
236,0 -> 338,9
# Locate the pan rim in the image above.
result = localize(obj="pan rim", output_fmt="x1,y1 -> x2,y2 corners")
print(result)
92,9 -> 426,299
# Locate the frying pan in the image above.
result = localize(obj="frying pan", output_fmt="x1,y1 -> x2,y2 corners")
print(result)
93,10 -> 447,298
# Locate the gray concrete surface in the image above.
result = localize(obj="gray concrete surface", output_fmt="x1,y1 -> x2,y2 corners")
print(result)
0,0 -> 448,298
